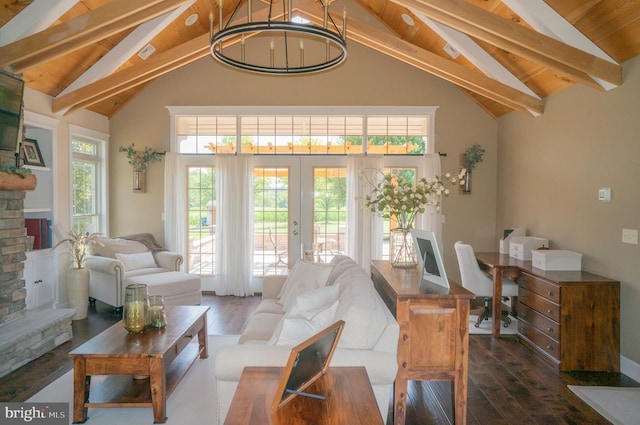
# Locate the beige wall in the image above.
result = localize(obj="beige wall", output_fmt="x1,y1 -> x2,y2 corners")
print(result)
109,41 -> 499,278
497,56 -> 640,365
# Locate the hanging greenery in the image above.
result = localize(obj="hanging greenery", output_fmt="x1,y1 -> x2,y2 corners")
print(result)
463,144 -> 485,171
118,144 -> 164,173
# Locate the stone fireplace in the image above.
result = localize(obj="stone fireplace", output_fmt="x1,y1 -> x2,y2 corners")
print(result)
0,179 -> 74,378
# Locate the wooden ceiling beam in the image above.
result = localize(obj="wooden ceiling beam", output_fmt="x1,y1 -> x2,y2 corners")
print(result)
348,20 -> 542,115
390,0 -> 621,89
0,0 -> 193,73
53,3 -> 268,114
296,7 -> 542,116
52,34 -> 210,114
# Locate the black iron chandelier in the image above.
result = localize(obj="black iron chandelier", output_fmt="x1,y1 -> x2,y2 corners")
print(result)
210,0 -> 348,75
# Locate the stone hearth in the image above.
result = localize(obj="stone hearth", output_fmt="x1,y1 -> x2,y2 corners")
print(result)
0,186 -> 74,378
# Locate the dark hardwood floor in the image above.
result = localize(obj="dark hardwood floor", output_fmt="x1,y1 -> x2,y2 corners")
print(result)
1,294 -> 637,425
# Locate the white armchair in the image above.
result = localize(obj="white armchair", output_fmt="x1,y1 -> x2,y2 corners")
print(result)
85,235 -> 201,314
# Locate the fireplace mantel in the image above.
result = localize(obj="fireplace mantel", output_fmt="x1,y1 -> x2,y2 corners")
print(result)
0,172 -> 37,191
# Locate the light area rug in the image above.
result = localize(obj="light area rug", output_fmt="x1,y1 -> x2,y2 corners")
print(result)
28,335 -> 240,425
469,314 -> 517,335
568,386 -> 640,425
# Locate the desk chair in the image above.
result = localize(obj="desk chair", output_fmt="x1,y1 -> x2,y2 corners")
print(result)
454,241 -> 519,328
268,227 -> 288,267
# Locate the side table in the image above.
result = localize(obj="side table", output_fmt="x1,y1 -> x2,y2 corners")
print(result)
224,366 -> 384,425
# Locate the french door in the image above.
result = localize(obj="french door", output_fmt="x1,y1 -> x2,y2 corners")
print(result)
252,156 -> 347,277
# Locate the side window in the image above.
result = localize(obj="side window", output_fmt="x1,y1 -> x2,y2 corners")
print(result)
71,136 -> 105,234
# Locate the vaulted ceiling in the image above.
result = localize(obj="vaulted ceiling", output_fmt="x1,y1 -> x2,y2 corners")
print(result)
1,0 -> 639,119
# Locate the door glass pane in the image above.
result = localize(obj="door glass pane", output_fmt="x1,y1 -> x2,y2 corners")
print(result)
187,167 -> 216,275
254,166 -> 289,276
312,167 -> 346,264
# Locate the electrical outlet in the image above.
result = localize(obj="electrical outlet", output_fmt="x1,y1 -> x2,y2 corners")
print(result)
622,228 -> 638,245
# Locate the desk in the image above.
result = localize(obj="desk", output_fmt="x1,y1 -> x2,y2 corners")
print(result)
224,366 -> 383,425
474,252 -> 523,336
475,253 -> 620,371
371,260 -> 475,425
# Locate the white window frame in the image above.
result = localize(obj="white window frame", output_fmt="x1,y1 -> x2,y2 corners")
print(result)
167,106 -> 438,155
69,125 -> 109,236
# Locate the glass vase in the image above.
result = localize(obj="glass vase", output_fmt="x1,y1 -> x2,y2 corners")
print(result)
123,283 -> 149,333
390,228 -> 417,268
148,295 -> 167,328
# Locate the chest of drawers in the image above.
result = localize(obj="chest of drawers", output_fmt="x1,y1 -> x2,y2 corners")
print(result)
517,270 -> 620,372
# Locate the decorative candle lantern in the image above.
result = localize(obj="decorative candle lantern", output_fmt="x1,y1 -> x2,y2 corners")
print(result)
147,295 -> 167,328
123,284 -> 149,333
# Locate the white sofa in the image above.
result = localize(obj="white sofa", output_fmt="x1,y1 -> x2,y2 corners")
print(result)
85,235 -> 202,311
214,255 -> 399,424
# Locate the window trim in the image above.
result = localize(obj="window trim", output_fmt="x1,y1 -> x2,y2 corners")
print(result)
69,124 -> 109,235
167,106 -> 438,155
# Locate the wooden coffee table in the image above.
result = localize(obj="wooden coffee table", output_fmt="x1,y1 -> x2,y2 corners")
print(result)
225,366 -> 384,425
69,305 -> 209,424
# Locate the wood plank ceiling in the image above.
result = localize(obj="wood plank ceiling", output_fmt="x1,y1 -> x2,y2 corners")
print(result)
1,0 -> 639,118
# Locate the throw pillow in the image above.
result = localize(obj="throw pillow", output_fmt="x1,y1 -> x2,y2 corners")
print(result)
115,251 -> 157,271
287,285 -> 340,316
334,282 -> 388,350
273,300 -> 339,346
277,260 -> 334,308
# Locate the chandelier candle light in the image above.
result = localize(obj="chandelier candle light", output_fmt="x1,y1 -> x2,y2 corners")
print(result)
210,0 -> 347,74
363,169 -> 466,268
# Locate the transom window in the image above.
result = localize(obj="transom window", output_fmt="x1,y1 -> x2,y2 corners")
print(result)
172,107 -> 435,155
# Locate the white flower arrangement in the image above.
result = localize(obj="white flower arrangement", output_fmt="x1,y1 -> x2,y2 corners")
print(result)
363,168 -> 466,229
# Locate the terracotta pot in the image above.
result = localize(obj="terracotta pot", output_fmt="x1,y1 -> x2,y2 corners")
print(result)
67,268 -> 90,320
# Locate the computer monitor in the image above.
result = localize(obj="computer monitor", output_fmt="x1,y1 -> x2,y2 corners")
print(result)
410,229 -> 449,288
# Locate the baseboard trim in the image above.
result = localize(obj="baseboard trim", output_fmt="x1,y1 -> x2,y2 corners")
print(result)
621,356 -> 640,383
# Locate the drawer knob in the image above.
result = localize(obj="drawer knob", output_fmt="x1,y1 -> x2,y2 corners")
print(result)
547,309 -> 554,314
403,334 -> 409,341
519,326 -> 526,332
546,345 -> 554,351
402,362 -> 408,369
547,327 -> 553,333
547,291 -> 554,296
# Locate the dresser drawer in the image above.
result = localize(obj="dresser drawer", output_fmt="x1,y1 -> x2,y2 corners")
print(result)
518,320 -> 560,361
517,303 -> 560,341
519,287 -> 560,322
518,273 -> 560,303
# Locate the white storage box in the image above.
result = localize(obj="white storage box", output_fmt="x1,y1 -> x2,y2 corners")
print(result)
531,249 -> 582,271
499,228 -> 525,254
509,236 -> 549,260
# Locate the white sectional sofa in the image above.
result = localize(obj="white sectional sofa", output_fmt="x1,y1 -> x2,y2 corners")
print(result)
214,255 -> 399,424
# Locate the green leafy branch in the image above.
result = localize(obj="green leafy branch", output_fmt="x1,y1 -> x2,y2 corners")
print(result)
118,144 -> 163,173
463,144 -> 485,171
0,163 -> 32,176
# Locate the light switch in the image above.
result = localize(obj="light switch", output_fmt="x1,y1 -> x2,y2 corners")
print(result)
622,229 -> 638,245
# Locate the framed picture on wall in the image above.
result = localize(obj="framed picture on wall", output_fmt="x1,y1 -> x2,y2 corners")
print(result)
22,138 -> 45,167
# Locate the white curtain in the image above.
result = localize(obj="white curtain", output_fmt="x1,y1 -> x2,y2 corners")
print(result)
214,154 -> 254,296
417,153 -> 444,245
163,152 -> 188,264
346,155 -> 384,273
